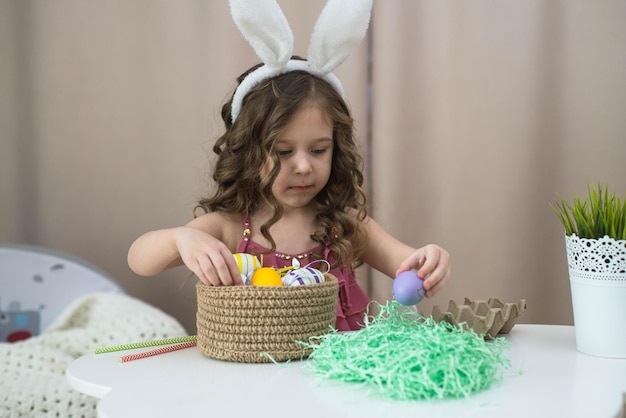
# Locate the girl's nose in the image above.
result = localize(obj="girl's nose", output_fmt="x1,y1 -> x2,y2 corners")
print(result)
293,152 -> 313,174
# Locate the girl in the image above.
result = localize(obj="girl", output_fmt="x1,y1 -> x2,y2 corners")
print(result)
128,63 -> 451,331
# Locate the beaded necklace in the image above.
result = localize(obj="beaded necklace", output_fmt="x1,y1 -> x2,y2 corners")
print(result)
242,217 -> 315,262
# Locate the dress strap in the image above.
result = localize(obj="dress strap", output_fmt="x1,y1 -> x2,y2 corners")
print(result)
242,214 -> 251,239
237,214 -> 252,253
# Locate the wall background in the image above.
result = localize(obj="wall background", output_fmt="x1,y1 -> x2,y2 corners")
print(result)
2,0 -> 625,333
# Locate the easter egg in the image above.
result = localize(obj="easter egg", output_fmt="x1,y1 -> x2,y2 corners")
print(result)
251,267 -> 283,287
282,267 -> 326,286
392,271 -> 425,305
233,253 -> 261,285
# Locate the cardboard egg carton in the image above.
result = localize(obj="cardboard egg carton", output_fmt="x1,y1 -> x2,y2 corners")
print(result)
427,298 -> 527,339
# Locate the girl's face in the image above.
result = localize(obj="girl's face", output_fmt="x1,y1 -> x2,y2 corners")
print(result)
263,103 -> 334,213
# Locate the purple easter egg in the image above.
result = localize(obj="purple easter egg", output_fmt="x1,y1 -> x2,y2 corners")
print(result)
392,271 -> 425,305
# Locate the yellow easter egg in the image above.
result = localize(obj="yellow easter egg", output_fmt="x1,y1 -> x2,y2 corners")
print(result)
233,253 -> 261,275
251,267 -> 283,287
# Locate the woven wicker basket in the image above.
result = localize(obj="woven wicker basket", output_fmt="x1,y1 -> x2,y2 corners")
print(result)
196,274 -> 338,363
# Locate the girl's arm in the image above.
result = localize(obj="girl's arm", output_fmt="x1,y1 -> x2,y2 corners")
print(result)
127,212 -> 242,286
127,227 -> 186,275
361,216 -> 451,297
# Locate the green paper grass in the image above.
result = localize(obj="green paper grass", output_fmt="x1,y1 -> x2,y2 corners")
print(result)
299,301 -> 511,400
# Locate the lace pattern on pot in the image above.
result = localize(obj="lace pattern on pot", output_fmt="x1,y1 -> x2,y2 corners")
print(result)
565,234 -> 626,283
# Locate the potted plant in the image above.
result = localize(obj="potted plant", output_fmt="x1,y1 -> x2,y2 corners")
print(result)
551,181 -> 626,358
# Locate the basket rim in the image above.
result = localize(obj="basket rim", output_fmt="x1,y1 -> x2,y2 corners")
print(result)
196,272 -> 339,293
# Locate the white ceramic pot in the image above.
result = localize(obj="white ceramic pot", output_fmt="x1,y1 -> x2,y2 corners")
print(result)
566,234 -> 626,358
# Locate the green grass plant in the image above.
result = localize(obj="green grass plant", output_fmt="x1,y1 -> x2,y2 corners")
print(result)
551,181 -> 626,240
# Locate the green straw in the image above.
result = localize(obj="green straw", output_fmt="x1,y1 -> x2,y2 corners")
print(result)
94,335 -> 197,354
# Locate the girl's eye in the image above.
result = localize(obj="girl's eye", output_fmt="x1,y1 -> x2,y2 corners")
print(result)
312,148 -> 328,154
277,150 -> 292,156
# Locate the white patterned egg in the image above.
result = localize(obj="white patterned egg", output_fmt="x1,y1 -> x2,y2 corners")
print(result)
282,267 -> 326,286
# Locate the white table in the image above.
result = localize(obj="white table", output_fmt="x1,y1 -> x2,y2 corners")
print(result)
66,325 -> 626,418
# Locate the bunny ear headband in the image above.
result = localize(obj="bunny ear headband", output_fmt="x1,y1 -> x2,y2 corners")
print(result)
228,0 -> 373,123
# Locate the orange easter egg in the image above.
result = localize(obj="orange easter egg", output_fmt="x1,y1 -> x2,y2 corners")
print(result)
251,267 -> 283,287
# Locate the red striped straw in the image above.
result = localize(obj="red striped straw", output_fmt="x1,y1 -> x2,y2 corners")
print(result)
119,340 -> 197,363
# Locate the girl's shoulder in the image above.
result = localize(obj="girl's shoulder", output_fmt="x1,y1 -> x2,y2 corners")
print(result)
186,211 -> 244,251
187,210 -> 241,225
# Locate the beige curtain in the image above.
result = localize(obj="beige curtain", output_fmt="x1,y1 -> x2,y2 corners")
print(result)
1,1 -> 625,333
369,0 -> 626,325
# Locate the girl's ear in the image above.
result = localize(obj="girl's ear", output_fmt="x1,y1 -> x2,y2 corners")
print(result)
229,0 -> 293,69
307,0 -> 373,74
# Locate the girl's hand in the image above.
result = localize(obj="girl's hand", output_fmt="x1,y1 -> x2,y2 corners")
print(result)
395,244 -> 451,298
174,226 -> 242,286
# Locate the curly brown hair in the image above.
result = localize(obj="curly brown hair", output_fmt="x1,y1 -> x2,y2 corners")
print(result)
196,60 -> 369,268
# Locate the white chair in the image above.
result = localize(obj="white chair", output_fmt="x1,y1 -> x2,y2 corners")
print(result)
0,243 -> 123,342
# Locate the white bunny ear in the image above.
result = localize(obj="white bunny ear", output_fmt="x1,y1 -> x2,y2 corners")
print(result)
228,0 -> 373,123
308,0 -> 373,73
229,0 -> 294,69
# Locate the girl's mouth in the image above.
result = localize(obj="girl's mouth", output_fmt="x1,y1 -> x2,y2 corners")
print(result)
290,185 -> 313,192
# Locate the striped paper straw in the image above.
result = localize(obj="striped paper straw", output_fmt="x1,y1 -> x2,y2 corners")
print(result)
94,335 -> 197,354
119,340 -> 197,363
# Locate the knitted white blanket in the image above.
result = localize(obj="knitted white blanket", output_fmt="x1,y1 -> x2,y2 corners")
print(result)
0,293 -> 188,418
